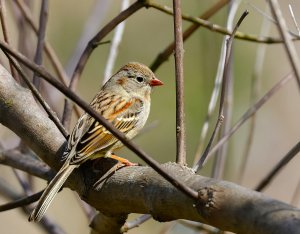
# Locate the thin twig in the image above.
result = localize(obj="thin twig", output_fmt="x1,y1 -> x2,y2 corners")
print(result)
196,73 -> 293,169
61,98 -> 72,130
32,0 -> 48,89
173,0 -> 186,165
193,34 -> 226,165
255,141 -> 300,192
193,115 -> 224,172
75,197 -> 96,221
103,0 -> 129,84
0,0 -> 18,80
177,220 -> 219,233
212,0 -> 240,179
13,0 -> 82,118
65,0 -> 111,76
0,41 -> 199,200
12,169 -> 31,195
150,0 -> 229,71
14,0 -> 34,81
194,11 -> 249,172
4,51 -> 68,138
146,1 -> 299,45
13,0 -> 69,85
0,179 -> 65,234
288,4 -> 300,36
247,2 -> 275,24
240,5 -> 271,183
121,214 -> 151,233
0,190 -> 43,212
269,0 -> 300,91
246,2 -> 299,39
62,0 -> 144,130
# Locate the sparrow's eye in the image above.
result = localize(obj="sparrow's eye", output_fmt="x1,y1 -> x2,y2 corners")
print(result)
136,76 -> 144,83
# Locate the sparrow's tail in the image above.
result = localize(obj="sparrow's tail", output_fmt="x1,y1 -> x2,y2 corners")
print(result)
29,164 -> 77,222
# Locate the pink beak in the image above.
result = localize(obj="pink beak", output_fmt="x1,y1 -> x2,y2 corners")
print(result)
150,78 -> 164,87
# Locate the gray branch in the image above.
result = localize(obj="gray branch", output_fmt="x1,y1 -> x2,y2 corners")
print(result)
0,65 -> 300,233
0,148 -> 54,180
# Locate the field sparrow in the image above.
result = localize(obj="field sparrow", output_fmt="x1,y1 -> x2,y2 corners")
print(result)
29,62 -> 163,221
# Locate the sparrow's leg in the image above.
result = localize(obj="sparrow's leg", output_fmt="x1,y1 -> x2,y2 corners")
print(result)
110,154 -> 138,166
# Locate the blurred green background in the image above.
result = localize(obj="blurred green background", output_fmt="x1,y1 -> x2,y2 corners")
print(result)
0,0 -> 300,233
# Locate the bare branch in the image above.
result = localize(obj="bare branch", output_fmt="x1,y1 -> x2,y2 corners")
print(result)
65,0 -> 111,76
121,214 -> 151,233
193,115 -> 224,172
212,0 -> 240,179
255,141 -> 300,192
32,0 -> 48,89
177,220 -> 219,233
194,11 -> 249,172
173,0 -> 186,165
150,0 -> 229,71
288,4 -> 300,36
0,190 -> 43,212
103,0 -> 129,84
0,179 -> 65,234
5,52 -> 68,138
73,195 -> 96,222
13,0 -> 82,118
199,73 -> 293,167
12,169 -> 32,195
240,6 -> 271,182
0,148 -> 53,180
14,0 -> 69,86
269,0 -> 300,91
0,0 -> 18,80
246,2 -> 299,39
146,1 -> 299,44
193,36 -> 225,165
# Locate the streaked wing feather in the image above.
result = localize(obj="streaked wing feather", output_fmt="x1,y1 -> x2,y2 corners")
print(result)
74,126 -> 117,161
68,96 -> 142,165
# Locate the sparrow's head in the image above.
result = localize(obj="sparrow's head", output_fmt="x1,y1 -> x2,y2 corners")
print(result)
106,62 -> 163,97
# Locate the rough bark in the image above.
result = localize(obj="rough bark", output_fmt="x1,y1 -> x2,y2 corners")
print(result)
1,65 -> 300,234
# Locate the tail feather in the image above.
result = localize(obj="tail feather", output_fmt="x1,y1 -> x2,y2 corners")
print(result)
29,164 -> 77,222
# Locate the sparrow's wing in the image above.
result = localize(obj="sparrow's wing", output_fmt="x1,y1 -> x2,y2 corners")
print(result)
65,93 -> 143,165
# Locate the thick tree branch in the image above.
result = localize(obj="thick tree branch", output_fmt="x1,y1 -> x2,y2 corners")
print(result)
0,64 -> 66,171
1,65 -> 300,233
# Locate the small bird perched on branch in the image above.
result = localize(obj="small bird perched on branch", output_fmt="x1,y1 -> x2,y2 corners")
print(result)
29,62 -> 163,221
